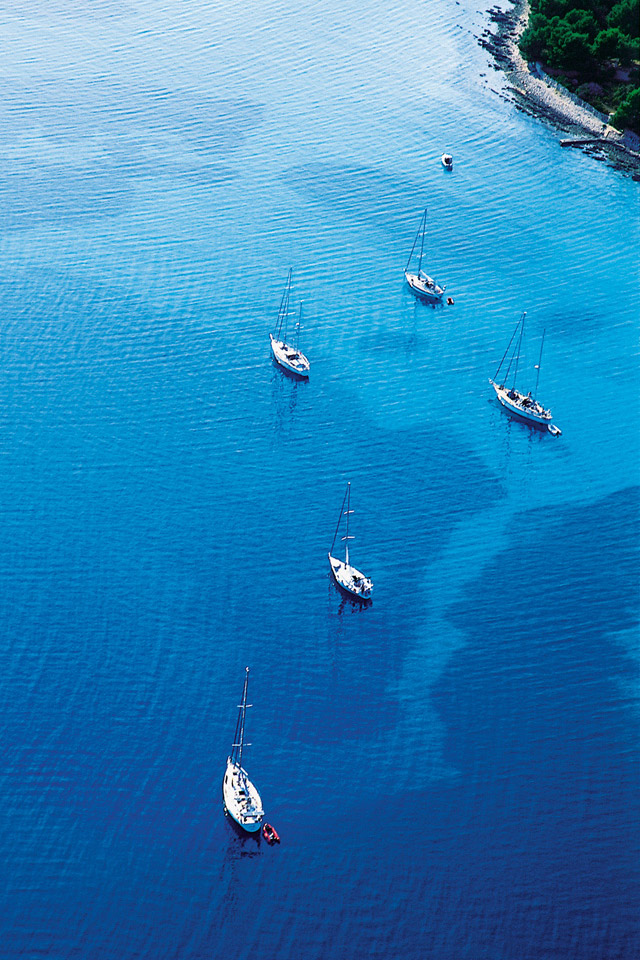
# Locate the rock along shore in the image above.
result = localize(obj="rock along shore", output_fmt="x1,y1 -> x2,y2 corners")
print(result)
478,0 -> 640,176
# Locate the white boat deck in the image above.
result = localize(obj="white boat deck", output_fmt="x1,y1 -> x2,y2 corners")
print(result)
490,380 -> 552,423
223,758 -> 264,832
405,270 -> 444,302
328,553 -> 373,600
270,334 -> 310,376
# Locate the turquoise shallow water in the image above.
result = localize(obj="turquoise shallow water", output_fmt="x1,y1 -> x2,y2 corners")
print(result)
0,2 -> 638,958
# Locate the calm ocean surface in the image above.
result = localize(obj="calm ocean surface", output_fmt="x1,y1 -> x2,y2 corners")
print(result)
0,2 -> 638,958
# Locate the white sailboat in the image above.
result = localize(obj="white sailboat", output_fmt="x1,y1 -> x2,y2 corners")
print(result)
404,207 -> 445,303
489,312 -> 559,433
328,482 -> 373,601
222,667 -> 264,833
269,268 -> 310,377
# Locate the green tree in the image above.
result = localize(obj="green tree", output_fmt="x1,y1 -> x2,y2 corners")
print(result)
592,26 -> 638,62
541,0 -> 612,23
607,0 -> 640,39
564,8 -> 600,40
520,13 -> 553,60
612,85 -> 640,131
547,18 -> 594,70
536,0 -> 589,19
535,0 -> 568,16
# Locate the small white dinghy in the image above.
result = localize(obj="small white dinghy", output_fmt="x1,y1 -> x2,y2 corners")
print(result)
222,667 -> 264,833
270,269 -> 310,377
328,482 -> 373,601
441,153 -> 453,169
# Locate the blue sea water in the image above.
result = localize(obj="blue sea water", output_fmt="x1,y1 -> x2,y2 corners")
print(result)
0,1 -> 638,958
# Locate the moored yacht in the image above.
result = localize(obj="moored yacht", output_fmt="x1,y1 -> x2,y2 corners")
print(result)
404,208 -> 445,303
441,153 -> 453,169
270,269 -> 310,377
222,667 -> 264,833
489,312 -> 557,430
328,482 -> 373,601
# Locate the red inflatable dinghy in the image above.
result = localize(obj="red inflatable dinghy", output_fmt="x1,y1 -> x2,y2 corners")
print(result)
262,822 -> 280,845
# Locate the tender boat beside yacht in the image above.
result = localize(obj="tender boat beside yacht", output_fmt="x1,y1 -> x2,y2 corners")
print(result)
222,667 -> 264,833
404,207 -> 446,303
328,482 -> 373,601
262,822 -> 280,845
270,268 -> 310,377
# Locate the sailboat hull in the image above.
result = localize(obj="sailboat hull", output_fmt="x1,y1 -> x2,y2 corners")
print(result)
270,335 -> 310,377
404,271 -> 444,302
328,553 -> 373,600
490,381 -> 552,425
222,758 -> 264,833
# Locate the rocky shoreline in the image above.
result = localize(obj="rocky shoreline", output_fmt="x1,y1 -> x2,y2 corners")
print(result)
478,0 -> 640,177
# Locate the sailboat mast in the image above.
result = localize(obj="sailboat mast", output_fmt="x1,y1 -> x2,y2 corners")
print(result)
512,313 -> 525,390
295,302 -> 302,350
331,484 -> 349,555
236,667 -> 250,770
405,209 -> 426,273
276,269 -> 292,340
494,313 -> 523,382
231,694 -> 243,764
417,209 -> 426,275
534,328 -> 545,399
345,482 -> 350,565
283,270 -> 291,342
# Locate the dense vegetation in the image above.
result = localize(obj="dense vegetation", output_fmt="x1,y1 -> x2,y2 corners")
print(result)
519,0 -> 640,132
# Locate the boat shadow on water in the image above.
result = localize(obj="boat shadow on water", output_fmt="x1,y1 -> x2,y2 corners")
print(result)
222,809 -> 262,848
271,362 -> 308,429
405,288 -> 445,310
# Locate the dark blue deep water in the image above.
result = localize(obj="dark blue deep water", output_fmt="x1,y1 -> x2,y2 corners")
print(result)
0,2 -> 638,958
